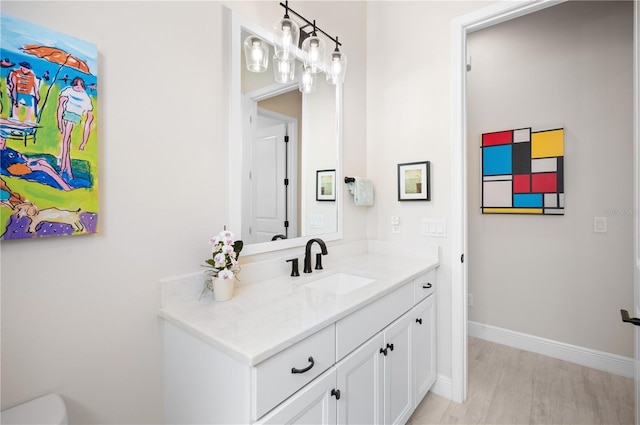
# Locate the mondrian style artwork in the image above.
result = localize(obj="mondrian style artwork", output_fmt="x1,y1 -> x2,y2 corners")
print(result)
481,127 -> 564,215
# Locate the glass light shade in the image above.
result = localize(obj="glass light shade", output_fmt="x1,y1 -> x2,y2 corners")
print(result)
274,17 -> 300,61
243,35 -> 269,73
326,49 -> 347,85
301,35 -> 325,74
274,55 -> 295,84
299,66 -> 316,93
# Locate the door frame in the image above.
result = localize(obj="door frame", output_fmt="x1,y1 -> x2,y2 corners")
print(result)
634,1 -> 639,423
450,0 -> 639,404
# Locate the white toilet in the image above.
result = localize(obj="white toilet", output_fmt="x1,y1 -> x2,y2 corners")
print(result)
0,394 -> 68,425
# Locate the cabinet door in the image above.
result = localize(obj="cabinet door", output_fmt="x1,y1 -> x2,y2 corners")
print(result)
413,294 -> 436,405
383,312 -> 413,425
255,369 -> 337,425
336,333 -> 384,425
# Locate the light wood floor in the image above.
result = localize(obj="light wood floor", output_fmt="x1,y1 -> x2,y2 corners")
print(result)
408,337 -> 635,425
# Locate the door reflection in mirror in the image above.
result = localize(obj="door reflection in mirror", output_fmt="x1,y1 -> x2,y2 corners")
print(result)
240,29 -> 338,246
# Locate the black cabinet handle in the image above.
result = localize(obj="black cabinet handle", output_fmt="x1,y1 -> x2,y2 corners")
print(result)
380,347 -> 388,356
416,318 -> 423,325
386,343 -> 394,352
422,283 -> 432,289
291,356 -> 315,374
331,388 -> 341,400
621,309 -> 640,326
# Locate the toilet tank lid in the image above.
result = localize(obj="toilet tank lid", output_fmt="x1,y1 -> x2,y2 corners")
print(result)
1,394 -> 68,425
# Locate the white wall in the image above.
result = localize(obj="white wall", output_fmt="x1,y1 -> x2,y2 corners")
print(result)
466,0 -> 634,358
0,1 -> 367,423
366,0 -> 492,395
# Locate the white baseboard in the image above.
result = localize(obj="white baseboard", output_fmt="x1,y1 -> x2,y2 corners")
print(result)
468,321 -> 634,378
430,374 -> 452,400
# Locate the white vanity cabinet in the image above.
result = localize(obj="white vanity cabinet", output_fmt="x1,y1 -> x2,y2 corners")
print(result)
163,265 -> 437,425
256,368 -> 338,425
383,311 -> 414,425
335,333 -> 384,424
412,294 -> 437,403
333,302 -> 419,425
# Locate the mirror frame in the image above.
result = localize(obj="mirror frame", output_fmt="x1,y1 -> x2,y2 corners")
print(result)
227,8 -> 343,255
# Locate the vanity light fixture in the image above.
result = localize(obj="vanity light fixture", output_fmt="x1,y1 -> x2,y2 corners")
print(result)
243,35 -> 269,73
299,65 -> 315,93
274,55 -> 295,83
326,37 -> 347,85
274,1 -> 300,61
301,20 -> 325,74
244,1 -> 347,89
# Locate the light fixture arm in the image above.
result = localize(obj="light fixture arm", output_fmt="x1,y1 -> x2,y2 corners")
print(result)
283,0 -> 291,19
278,2 -> 342,47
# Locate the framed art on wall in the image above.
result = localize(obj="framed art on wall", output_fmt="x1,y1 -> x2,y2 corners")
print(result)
0,14 -> 99,240
316,169 -> 336,201
398,161 -> 430,201
481,127 -> 564,215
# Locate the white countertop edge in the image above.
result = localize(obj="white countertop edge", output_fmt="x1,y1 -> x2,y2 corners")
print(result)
159,247 -> 439,366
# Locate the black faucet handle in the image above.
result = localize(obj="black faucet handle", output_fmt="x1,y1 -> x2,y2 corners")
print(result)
286,258 -> 300,277
315,252 -> 323,270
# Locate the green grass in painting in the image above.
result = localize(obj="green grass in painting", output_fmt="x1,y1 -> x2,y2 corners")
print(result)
1,76 -> 99,228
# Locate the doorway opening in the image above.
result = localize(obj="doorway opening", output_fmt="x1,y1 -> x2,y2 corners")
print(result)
451,2 -> 639,414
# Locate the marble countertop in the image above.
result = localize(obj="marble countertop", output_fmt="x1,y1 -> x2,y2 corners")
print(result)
159,251 -> 438,366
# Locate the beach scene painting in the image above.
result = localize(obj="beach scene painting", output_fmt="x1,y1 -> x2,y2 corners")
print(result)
0,14 -> 98,240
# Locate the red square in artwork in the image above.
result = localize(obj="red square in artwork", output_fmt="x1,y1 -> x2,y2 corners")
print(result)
483,130 -> 512,146
532,173 -> 557,193
513,175 -> 530,193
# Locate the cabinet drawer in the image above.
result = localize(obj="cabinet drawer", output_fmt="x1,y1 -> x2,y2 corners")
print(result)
335,282 -> 413,361
413,269 -> 436,303
252,324 -> 336,420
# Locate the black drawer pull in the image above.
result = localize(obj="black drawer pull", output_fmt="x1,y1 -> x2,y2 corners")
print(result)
386,343 -> 394,352
416,318 -> 423,325
291,356 -> 315,374
422,283 -> 432,289
331,388 -> 341,400
380,347 -> 388,356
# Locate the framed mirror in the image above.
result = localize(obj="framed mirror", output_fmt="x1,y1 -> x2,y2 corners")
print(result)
228,9 -> 343,255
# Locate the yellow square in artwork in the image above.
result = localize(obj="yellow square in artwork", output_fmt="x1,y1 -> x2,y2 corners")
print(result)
531,129 -> 564,158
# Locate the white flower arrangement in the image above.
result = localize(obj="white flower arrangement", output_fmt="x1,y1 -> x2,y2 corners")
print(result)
204,228 -> 243,279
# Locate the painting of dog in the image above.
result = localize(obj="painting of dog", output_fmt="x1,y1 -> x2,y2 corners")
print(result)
15,202 -> 84,234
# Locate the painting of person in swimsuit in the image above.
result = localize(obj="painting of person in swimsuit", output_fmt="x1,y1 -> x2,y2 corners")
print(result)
0,14 -> 99,240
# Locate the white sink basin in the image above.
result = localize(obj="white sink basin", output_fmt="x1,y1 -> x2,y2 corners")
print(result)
303,272 -> 376,295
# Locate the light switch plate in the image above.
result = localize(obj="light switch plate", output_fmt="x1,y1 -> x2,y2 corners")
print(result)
391,216 -> 401,234
593,217 -> 607,233
422,219 -> 447,237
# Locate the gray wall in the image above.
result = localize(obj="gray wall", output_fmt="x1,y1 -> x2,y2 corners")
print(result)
467,0 -> 634,357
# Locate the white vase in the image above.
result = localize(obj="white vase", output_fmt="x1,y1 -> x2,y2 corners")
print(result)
213,276 -> 235,302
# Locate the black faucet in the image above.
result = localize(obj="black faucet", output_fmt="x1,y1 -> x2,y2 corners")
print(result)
303,238 -> 328,273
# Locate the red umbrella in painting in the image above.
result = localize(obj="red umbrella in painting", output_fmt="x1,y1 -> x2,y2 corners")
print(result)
20,44 -> 93,122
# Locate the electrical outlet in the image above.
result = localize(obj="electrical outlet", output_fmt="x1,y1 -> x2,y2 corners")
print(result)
467,293 -> 474,307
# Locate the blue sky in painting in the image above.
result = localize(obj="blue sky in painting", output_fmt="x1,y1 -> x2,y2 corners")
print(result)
0,14 -> 97,89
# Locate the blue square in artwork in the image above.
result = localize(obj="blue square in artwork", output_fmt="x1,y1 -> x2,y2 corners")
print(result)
514,194 -> 542,207
483,145 -> 512,176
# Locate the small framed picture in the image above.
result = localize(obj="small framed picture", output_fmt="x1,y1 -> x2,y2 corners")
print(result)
316,169 -> 336,201
398,161 -> 430,201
